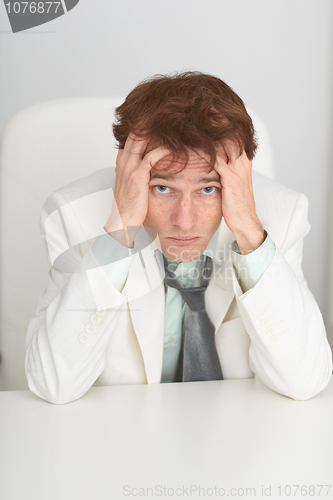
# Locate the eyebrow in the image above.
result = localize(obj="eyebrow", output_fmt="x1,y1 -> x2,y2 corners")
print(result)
150,172 -> 221,184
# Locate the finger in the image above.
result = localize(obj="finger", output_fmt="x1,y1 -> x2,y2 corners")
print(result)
226,148 -> 252,173
222,139 -> 240,165
124,134 -> 148,156
214,158 -> 231,180
118,134 -> 148,169
139,146 -> 173,175
240,149 -> 251,162
214,148 -> 231,176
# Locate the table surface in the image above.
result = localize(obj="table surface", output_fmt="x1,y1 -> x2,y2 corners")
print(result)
1,378 -> 332,500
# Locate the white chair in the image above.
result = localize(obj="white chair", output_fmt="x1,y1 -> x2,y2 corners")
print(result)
0,97 -> 123,390
0,98 -> 275,390
248,109 -> 275,180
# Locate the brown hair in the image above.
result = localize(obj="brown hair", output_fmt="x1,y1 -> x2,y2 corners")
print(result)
112,71 -> 257,168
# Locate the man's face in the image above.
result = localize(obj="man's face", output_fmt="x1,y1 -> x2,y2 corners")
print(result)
143,150 -> 223,262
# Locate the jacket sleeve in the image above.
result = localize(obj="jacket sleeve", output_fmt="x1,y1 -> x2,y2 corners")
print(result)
233,193 -> 332,400
25,191 -> 130,405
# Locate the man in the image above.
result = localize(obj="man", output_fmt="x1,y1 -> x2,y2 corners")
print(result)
25,72 -> 332,404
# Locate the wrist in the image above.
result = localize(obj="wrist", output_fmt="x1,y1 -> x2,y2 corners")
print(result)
233,222 -> 265,255
105,214 -> 141,248
104,225 -> 140,248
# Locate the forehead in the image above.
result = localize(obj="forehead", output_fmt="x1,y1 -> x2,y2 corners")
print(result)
151,151 -> 220,183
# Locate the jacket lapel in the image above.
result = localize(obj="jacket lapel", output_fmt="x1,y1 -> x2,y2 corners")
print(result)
206,259 -> 235,332
125,230 -> 165,384
205,219 -> 235,331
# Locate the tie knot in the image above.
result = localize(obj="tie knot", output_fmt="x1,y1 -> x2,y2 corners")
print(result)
177,285 -> 207,311
155,250 -> 213,311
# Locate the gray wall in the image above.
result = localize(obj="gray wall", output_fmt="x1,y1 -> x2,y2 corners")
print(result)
0,0 -> 332,317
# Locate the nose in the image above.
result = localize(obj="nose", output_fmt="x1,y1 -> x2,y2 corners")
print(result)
170,195 -> 197,232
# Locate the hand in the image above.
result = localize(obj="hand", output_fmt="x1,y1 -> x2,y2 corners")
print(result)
214,142 -> 265,254
105,135 -> 170,247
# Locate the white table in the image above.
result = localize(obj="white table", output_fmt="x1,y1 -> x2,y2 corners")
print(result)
1,378 -> 333,500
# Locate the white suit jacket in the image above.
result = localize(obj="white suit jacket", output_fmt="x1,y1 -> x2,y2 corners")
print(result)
25,168 -> 332,403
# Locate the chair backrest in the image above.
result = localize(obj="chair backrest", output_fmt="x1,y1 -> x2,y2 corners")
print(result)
0,97 -> 275,390
248,109 -> 275,180
0,97 -> 123,390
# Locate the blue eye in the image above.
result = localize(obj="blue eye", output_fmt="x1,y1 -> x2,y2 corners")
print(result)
155,185 -> 171,193
201,186 -> 216,194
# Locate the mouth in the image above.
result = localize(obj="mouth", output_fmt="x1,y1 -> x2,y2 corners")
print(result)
167,237 -> 201,245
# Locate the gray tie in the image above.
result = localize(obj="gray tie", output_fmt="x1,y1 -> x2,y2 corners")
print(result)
156,251 -> 223,382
